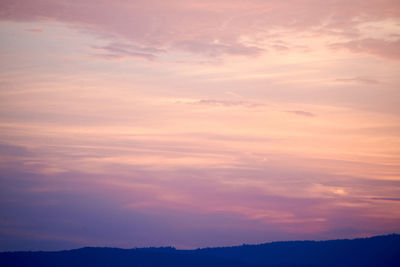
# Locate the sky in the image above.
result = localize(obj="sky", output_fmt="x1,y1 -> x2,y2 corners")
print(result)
0,0 -> 400,251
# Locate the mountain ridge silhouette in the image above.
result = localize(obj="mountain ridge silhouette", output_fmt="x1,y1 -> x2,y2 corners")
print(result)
1,234 -> 399,266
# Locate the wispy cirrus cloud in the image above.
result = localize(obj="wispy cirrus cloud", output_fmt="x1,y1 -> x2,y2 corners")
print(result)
335,77 -> 381,85
24,28 -> 43,33
91,42 -> 165,61
331,38 -> 400,60
371,197 -> 400,202
173,40 -> 264,57
193,99 -> 265,108
285,110 -> 315,117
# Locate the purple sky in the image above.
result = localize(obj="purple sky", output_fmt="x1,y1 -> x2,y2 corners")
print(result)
0,0 -> 400,251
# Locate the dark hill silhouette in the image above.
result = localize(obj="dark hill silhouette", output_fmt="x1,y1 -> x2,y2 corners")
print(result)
1,234 -> 399,266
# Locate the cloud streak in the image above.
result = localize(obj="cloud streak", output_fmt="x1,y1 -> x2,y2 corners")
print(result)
285,110 -> 315,117
332,38 -> 400,60
193,99 -> 265,108
91,42 -> 165,61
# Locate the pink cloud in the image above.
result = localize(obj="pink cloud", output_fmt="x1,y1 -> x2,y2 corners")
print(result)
331,38 -> 400,60
334,77 -> 381,85
1,0 -> 400,58
285,110 -> 315,117
172,39 -> 263,57
91,42 -> 165,61
193,99 -> 265,108
24,28 -> 43,33
371,197 -> 400,201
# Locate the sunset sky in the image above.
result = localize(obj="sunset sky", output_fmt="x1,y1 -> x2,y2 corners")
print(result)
0,0 -> 400,251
